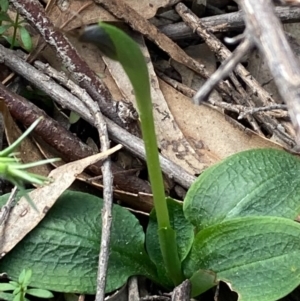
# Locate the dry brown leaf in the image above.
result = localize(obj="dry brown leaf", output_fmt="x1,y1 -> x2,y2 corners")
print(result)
122,0 -> 173,19
76,173 -> 154,212
47,0 -> 173,32
68,34 -> 124,101
159,79 -> 282,163
247,24 -> 300,105
47,1 -> 116,31
0,144 -> 122,257
171,43 -> 223,104
103,32 -> 206,174
246,23 -> 300,145
41,33 -> 124,102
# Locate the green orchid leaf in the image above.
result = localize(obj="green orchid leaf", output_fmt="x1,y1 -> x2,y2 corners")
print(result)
0,190 -> 158,294
184,148 -> 300,232
146,197 -> 193,287
183,216 -> 300,300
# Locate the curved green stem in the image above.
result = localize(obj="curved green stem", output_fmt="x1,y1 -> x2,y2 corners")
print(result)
97,22 -> 184,285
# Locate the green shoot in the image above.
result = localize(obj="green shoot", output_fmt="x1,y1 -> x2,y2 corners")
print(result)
0,269 -> 53,301
80,23 -> 184,285
0,0 -> 32,51
0,117 -> 59,210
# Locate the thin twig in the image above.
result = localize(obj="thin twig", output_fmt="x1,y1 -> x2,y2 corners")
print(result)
239,104 -> 288,119
157,71 -> 262,133
30,63 -> 113,301
160,6 -> 300,39
193,38 -> 253,103
239,0 -> 300,144
0,186 -> 18,226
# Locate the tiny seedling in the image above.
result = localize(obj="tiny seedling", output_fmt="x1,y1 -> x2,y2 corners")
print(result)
0,117 -> 59,208
0,269 -> 53,301
0,0 -> 32,51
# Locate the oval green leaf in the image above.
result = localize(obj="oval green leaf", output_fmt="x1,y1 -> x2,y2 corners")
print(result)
0,191 -> 157,294
26,288 -> 54,298
0,283 -> 17,291
183,216 -> 300,300
184,148 -> 300,232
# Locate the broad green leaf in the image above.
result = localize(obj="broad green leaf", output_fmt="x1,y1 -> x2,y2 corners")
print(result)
184,148 -> 300,232
0,190 -> 157,294
19,27 -> 32,52
26,288 -> 54,298
146,197 -> 193,287
183,216 -> 300,300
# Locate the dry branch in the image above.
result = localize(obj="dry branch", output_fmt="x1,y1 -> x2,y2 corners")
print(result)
160,6 -> 300,39
239,0 -> 300,144
9,0 -> 138,132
